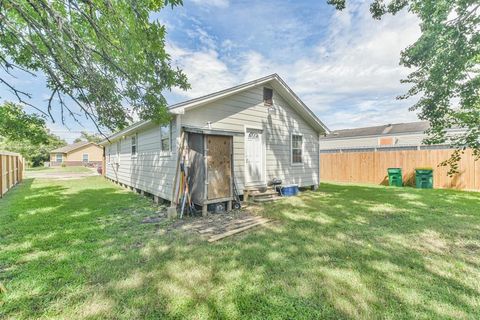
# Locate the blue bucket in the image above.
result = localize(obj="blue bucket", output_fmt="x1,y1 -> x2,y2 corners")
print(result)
281,184 -> 299,197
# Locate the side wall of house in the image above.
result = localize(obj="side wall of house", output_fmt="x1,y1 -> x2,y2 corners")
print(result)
66,144 -> 103,162
181,86 -> 320,192
104,120 -> 179,201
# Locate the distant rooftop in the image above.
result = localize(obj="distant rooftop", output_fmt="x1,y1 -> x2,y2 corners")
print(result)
321,121 -> 432,140
50,141 -> 95,153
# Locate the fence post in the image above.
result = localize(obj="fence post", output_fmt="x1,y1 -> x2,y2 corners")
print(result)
7,155 -> 10,190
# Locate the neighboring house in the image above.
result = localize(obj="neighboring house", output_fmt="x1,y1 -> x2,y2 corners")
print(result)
320,121 -> 465,152
50,141 -> 103,166
100,74 -> 329,210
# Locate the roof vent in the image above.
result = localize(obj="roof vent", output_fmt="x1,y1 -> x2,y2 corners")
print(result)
382,124 -> 393,134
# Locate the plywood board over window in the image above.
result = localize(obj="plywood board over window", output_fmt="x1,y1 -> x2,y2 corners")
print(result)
206,135 -> 232,200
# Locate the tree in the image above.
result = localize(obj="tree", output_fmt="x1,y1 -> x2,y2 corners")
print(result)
0,0 -> 189,134
73,130 -> 103,144
0,133 -> 66,167
0,101 -> 67,166
328,0 -> 480,172
0,101 -> 49,144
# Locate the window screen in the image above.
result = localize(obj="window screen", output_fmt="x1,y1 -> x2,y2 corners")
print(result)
292,134 -> 303,164
131,134 -> 137,155
116,141 -> 121,163
160,124 -> 171,152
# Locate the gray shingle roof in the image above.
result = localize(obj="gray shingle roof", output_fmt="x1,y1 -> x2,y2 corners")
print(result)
321,121 -> 431,140
50,141 -> 94,153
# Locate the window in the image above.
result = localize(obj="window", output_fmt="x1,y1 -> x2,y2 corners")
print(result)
131,134 -> 137,156
263,87 -> 273,106
160,124 -> 171,152
116,141 -> 121,163
56,153 -> 63,163
291,134 -> 303,164
82,153 -> 89,162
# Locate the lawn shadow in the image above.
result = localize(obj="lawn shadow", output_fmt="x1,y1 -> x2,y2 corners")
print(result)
1,179 -> 480,319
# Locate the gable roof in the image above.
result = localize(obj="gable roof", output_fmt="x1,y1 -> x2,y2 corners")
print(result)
170,74 -> 329,133
50,141 -> 98,154
321,121 -> 432,140
100,74 -> 329,144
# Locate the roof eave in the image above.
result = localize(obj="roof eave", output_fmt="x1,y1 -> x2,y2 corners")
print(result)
99,120 -> 152,145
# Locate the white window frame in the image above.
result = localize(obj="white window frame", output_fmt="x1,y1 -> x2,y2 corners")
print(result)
131,133 -> 137,157
116,140 -> 121,164
160,123 -> 172,154
291,133 -> 303,165
56,153 -> 63,163
82,153 -> 89,162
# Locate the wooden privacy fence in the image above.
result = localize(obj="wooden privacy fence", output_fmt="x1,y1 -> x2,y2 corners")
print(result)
0,151 -> 25,198
320,149 -> 480,191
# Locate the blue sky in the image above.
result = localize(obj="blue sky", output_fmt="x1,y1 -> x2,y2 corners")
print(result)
0,0 -> 421,143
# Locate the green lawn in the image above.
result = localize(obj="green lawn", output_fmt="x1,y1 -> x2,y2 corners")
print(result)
1,177 -> 479,319
26,166 -> 93,173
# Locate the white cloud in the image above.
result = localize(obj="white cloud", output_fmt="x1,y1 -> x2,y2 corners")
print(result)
167,43 -> 237,98
166,2 -> 422,129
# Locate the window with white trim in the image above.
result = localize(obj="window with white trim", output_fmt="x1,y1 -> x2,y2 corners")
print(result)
82,153 -> 89,162
131,134 -> 137,156
116,141 -> 121,163
160,124 -> 171,152
291,134 -> 303,164
56,153 -> 63,163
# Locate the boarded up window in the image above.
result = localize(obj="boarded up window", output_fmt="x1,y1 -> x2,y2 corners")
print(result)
263,88 -> 273,106
379,137 -> 394,146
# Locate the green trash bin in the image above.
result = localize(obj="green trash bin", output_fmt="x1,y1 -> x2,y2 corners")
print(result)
415,168 -> 433,189
387,168 -> 403,187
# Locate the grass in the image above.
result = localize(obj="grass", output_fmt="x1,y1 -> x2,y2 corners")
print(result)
1,178 -> 480,319
26,166 -> 93,173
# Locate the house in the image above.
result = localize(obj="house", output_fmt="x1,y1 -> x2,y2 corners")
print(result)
50,141 -> 103,166
100,74 -> 329,213
319,121 -> 465,152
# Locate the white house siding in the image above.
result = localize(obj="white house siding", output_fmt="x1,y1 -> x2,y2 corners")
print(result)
105,121 -> 178,200
181,86 -> 320,191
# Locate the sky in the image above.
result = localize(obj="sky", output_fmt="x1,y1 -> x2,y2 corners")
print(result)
0,0 -> 421,143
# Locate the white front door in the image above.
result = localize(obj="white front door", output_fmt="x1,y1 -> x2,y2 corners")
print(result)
245,128 -> 264,185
